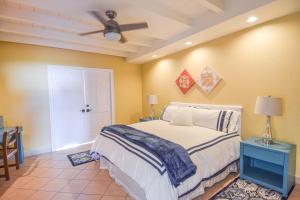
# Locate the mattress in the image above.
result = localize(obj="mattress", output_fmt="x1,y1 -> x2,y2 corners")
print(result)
91,120 -> 240,200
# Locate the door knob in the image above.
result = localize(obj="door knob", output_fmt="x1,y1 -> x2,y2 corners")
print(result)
80,109 -> 85,113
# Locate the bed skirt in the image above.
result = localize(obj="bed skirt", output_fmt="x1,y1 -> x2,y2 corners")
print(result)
99,156 -> 238,200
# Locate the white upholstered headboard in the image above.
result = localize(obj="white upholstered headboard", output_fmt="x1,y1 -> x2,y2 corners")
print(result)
167,102 -> 243,135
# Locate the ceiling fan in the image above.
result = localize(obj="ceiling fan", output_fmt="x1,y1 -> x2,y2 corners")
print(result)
79,10 -> 148,43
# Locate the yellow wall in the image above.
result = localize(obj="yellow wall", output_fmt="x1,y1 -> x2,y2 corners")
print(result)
0,42 -> 142,154
142,12 -> 300,176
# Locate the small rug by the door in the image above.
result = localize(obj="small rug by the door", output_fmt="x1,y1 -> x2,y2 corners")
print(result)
67,150 -> 95,166
209,177 -> 285,200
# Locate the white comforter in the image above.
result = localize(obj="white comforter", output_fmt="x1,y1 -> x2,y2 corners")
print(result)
91,120 -> 240,200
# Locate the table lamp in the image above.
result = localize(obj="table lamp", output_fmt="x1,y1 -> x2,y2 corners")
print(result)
254,96 -> 282,144
147,95 -> 158,120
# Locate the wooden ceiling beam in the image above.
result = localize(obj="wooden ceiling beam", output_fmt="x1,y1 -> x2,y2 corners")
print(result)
0,31 -> 130,57
0,1 -> 94,33
196,0 -> 224,14
0,19 -> 139,53
123,0 -> 192,27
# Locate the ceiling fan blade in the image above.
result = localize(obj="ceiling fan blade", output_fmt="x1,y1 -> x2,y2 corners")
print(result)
79,30 -> 104,36
119,33 -> 127,43
119,22 -> 148,32
89,11 -> 107,26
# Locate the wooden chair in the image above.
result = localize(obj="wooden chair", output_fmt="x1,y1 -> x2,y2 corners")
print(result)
0,127 -> 19,180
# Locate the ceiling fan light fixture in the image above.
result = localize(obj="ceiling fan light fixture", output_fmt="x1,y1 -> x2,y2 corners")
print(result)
104,32 -> 121,41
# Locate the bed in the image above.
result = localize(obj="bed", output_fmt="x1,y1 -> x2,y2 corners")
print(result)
91,102 -> 242,200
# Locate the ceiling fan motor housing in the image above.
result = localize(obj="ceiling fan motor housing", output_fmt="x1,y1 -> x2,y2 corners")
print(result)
105,10 -> 117,19
104,20 -> 120,33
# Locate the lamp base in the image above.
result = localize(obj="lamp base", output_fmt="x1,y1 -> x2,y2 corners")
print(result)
149,105 -> 155,120
262,115 -> 273,145
262,137 -> 273,145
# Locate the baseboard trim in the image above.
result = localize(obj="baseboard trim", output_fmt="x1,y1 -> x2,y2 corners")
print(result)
24,147 -> 52,157
23,141 -> 92,157
296,176 -> 300,184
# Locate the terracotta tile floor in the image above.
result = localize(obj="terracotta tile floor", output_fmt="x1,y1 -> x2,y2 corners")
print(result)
0,144 -> 299,200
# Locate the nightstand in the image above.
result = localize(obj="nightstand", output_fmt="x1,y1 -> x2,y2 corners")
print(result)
240,137 -> 296,197
139,117 -> 157,122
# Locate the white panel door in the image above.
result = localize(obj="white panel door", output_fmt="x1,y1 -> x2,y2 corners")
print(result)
84,69 -> 112,141
48,65 -> 113,151
48,66 -> 86,150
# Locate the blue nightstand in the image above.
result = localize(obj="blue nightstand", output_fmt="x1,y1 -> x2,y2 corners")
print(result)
139,117 -> 158,122
240,137 -> 296,197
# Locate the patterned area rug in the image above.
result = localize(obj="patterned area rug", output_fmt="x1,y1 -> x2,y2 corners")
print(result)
67,150 -> 95,166
210,178 -> 285,200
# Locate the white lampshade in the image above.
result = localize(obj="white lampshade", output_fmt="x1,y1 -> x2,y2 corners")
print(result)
147,95 -> 158,105
254,96 -> 282,116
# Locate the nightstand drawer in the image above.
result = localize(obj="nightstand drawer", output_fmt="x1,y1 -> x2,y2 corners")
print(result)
243,144 -> 284,165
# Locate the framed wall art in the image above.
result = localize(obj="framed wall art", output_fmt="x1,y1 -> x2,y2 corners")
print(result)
175,69 -> 195,94
197,66 -> 221,94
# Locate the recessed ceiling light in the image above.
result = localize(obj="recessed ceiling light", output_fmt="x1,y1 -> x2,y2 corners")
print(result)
152,55 -> 157,58
185,41 -> 193,45
247,16 -> 258,23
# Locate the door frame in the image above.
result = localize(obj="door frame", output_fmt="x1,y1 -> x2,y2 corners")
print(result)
47,64 -> 115,151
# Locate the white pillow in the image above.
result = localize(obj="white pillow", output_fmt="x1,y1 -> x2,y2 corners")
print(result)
192,108 -> 240,133
192,108 -> 220,130
160,105 -> 178,122
170,107 -> 193,126
227,111 -> 240,133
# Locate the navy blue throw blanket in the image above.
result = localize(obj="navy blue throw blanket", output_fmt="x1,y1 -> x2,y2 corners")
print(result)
101,125 -> 197,187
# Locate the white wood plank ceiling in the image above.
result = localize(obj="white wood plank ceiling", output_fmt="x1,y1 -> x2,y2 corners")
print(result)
0,0 -> 299,63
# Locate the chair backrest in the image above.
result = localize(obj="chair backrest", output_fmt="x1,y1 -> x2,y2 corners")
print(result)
0,116 -> 3,128
2,127 -> 18,150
